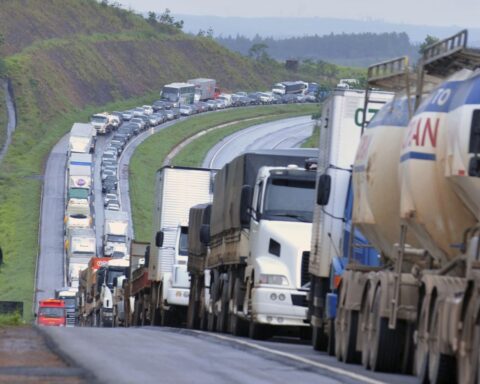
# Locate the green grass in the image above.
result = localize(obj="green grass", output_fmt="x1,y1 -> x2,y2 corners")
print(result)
0,83 -> 6,152
130,104 -> 319,242
302,120 -> 321,148
0,312 -> 24,327
0,92 -> 158,321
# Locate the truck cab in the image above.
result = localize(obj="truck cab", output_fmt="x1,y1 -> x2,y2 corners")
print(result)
163,225 -> 190,306
37,299 -> 66,327
246,164 -> 316,328
97,259 -> 129,327
55,288 -> 78,327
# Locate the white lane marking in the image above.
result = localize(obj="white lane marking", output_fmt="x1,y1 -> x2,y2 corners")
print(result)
194,332 -> 387,384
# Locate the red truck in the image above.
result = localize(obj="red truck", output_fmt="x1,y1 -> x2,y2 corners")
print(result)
37,299 -> 66,326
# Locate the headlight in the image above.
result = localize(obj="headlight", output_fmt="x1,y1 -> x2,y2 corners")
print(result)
258,274 -> 289,286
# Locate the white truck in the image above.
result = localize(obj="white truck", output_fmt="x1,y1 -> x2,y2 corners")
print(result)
65,228 -> 96,288
65,199 -> 92,234
68,123 -> 96,154
95,258 -> 130,327
188,78 -> 216,101
196,149 -> 318,339
55,287 -> 78,327
90,112 -> 115,135
132,166 -> 216,326
67,153 -> 93,192
308,87 -> 393,353
103,210 -> 129,257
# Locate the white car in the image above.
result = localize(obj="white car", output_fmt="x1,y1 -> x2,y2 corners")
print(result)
106,201 -> 120,211
104,193 -> 118,207
142,105 -> 154,115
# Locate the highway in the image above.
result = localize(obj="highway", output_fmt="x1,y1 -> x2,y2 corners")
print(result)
37,113 -> 415,384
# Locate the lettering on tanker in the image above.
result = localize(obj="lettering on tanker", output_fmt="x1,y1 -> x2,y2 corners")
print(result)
355,108 -> 380,127
403,117 -> 440,150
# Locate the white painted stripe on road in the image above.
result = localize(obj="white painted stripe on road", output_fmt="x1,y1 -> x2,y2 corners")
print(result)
195,331 -> 387,384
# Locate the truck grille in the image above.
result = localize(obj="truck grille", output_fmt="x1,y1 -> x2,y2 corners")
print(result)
301,251 -> 310,286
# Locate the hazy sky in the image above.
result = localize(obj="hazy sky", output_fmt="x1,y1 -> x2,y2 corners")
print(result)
117,0 -> 479,27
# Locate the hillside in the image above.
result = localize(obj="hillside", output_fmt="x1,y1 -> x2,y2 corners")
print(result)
0,0 -> 307,315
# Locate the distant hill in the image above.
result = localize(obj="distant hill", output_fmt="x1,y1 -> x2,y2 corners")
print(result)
177,14 -> 480,45
216,32 -> 419,67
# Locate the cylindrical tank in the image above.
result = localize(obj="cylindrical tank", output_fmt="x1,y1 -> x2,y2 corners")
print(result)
399,69 -> 478,264
353,96 -> 420,260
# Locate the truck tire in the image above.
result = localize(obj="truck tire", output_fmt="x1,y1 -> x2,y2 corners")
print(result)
327,319 -> 336,356
207,311 -> 216,332
415,296 -> 430,383
312,325 -> 328,351
249,321 -> 271,340
229,278 -> 248,336
428,301 -> 456,384
216,279 -> 229,333
187,277 -> 199,329
457,296 -> 479,384
342,310 -> 361,364
369,286 -> 406,373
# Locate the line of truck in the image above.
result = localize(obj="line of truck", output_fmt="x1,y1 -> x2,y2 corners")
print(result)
100,29 -> 480,384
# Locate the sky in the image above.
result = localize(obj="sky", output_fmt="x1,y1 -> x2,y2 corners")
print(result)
117,0 -> 480,27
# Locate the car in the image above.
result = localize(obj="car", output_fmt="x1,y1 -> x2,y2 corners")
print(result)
130,117 -> 146,131
142,105 -> 154,115
133,107 -> 144,117
112,133 -> 128,143
152,100 -> 166,112
121,110 -> 134,121
103,193 -> 118,207
195,102 -> 209,113
111,112 -> 124,126
102,175 -> 118,194
205,100 -> 218,110
105,144 -> 121,156
282,94 -> 298,103
102,151 -> 117,163
105,200 -> 121,211
136,115 -> 150,129
117,126 -> 133,139
179,105 -> 194,116
102,168 -> 117,181
214,99 -> 226,109
125,122 -> 141,135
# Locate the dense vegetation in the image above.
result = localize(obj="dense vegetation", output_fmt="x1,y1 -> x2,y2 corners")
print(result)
217,32 -> 419,67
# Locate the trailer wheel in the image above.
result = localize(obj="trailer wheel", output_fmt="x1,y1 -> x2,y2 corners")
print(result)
207,311 -> 216,332
428,300 -> 456,384
216,276 -> 230,333
342,310 -> 361,364
312,324 -> 328,351
335,307 -> 345,360
370,285 -> 405,373
187,276 -> 199,329
360,283 -> 372,369
457,295 -> 479,384
327,319 -> 336,356
415,296 -> 430,382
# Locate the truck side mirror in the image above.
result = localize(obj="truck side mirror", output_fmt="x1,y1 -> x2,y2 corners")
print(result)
240,185 -> 253,226
316,174 -> 331,206
113,277 -> 118,287
155,231 -> 164,247
200,224 -> 210,245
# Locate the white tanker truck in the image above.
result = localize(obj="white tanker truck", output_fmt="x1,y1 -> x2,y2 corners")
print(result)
310,30 -> 480,383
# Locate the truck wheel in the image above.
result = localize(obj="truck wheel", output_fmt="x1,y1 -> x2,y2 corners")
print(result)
428,300 -> 456,384
457,296 -> 480,384
312,325 -> 328,351
187,276 -> 199,329
369,286 -> 405,373
229,277 -> 248,336
207,311 -> 216,332
341,310 -> 361,364
249,321 -> 271,340
216,280 -> 229,333
415,296 -> 430,382
327,319 -> 336,356
335,307 -> 345,360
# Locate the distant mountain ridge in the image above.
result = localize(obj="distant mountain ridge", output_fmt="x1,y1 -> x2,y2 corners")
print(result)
176,14 -> 480,45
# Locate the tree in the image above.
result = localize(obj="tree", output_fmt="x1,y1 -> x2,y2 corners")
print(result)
419,35 -> 439,54
147,11 -> 157,24
248,43 -> 268,61
158,8 -> 184,30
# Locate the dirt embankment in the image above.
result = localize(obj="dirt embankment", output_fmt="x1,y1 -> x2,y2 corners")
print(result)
0,327 -> 88,383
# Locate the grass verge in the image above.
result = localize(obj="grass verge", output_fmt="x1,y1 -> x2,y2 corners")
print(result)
130,104 -> 319,242
0,81 -> 7,152
302,120 -> 321,148
0,312 -> 24,327
0,92 -> 158,321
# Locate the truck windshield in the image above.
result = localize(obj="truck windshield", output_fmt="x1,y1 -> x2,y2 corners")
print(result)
39,307 -> 64,318
106,234 -> 126,243
162,87 -> 180,101
59,298 -> 76,309
107,269 -> 127,288
263,176 -> 315,223
91,116 -> 107,123
179,227 -> 188,256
